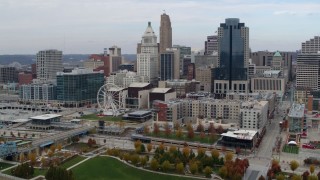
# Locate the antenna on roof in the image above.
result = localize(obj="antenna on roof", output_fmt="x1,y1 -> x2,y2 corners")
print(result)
163,9 -> 166,14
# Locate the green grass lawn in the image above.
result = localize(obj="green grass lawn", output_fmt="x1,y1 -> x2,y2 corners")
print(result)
80,113 -> 122,121
60,155 -> 87,169
0,162 -> 15,170
72,156 -> 195,180
282,145 -> 299,154
147,132 -> 219,144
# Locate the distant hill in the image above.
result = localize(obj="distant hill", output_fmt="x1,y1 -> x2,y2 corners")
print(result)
0,54 -> 136,65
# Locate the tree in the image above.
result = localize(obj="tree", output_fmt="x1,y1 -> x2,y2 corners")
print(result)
173,122 -> 179,131
258,175 -> 266,180
153,123 -> 160,135
217,125 -> 224,134
41,157 -> 46,168
130,154 -> 140,166
308,175 -> 318,180
11,163 -> 34,179
208,123 -> 215,135
169,145 -> 177,154
302,171 -> 310,180
164,123 -> 171,137
147,143 -> 152,152
150,158 -> 159,171
291,174 -> 302,180
189,162 -> 198,174
140,156 -> 147,167
47,150 -> 54,158
219,166 -> 228,179
197,147 -> 206,158
45,166 -> 75,180
276,174 -> 285,180
290,160 -> 299,173
176,162 -> 184,174
199,132 -> 206,140
182,147 -> 190,157
211,149 -> 220,159
28,152 -> 37,166
50,145 -> 56,154
161,160 -> 171,172
196,123 -> 204,132
310,164 -> 315,174
225,152 -> 234,162
187,126 -> 194,139
19,152 -> 25,162
176,128 -> 183,138
203,166 -> 213,178
143,125 -> 150,135
57,144 -> 62,151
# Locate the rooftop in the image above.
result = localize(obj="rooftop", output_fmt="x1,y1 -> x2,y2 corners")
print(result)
129,82 -> 150,88
128,110 -> 152,116
57,68 -> 104,76
288,103 -> 305,118
151,88 -> 172,93
221,129 -> 258,140
30,114 -> 62,120
274,51 -> 282,57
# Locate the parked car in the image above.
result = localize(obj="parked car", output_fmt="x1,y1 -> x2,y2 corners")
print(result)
302,144 -> 316,149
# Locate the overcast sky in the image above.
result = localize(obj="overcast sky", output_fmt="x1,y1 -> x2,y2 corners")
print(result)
0,0 -> 320,54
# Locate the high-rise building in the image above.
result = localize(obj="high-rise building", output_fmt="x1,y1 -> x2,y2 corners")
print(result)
296,36 -> 320,91
109,46 -> 122,73
296,54 -> 320,91
173,45 -> 191,76
0,66 -> 18,84
56,68 -> 104,107
160,52 -> 174,81
213,18 -> 249,97
302,36 -> 320,54
205,35 -> 218,55
137,22 -> 159,84
19,83 -> 56,102
159,13 -> 172,53
182,55 -> 192,76
36,49 -> 63,82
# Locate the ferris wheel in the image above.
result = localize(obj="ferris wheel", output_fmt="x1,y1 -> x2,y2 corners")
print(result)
97,83 -> 125,116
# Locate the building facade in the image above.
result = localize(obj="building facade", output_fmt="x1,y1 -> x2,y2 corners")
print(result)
19,83 -> 56,102
205,35 -> 218,55
56,68 -> 104,107
302,36 -> 320,54
137,22 -> 159,84
296,53 -> 320,91
0,67 -> 18,84
213,18 -> 249,98
36,49 -> 63,82
159,13 -> 172,53
109,46 -> 122,73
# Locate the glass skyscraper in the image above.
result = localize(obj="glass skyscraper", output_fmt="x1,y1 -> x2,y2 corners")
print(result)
214,18 -> 248,86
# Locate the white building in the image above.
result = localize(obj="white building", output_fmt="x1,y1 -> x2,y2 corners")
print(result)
240,100 -> 268,133
36,49 -> 63,82
106,70 -> 142,88
137,22 -> 159,85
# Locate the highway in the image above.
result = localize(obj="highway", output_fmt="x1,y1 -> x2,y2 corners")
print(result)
17,125 -> 94,153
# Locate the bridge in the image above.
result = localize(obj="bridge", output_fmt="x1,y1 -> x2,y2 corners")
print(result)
16,126 -> 94,154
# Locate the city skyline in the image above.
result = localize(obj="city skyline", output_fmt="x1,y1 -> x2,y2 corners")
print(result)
1,0 -> 320,54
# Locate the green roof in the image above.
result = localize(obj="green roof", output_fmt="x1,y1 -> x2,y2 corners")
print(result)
274,51 -> 282,57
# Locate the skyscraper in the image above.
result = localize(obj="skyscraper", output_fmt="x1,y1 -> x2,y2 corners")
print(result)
296,36 -> 320,91
159,13 -> 172,53
137,22 -> 159,84
36,49 -> 63,82
213,18 -> 249,97
109,45 -> 122,73
160,52 -> 174,81
205,35 -> 218,55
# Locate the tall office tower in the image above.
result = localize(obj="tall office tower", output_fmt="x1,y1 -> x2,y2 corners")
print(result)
213,18 -> 249,97
36,49 -> 63,82
296,36 -> 320,91
137,22 -> 159,84
296,54 -> 320,91
160,48 -> 180,80
302,36 -> 320,54
173,45 -> 191,76
160,52 -> 174,81
272,51 -> 283,71
109,46 -> 122,73
0,66 -> 18,83
204,35 -> 218,55
159,13 -> 172,53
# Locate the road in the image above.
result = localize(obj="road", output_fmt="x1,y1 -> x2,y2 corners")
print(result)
245,99 -> 289,179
